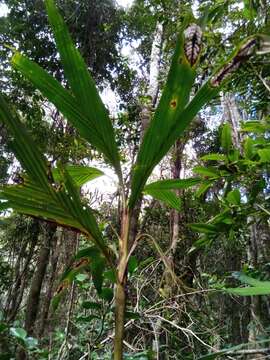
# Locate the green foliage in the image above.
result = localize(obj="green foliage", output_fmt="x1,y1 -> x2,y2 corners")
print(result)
52,165 -> 104,187
188,117 -> 270,252
224,272 -> 270,296
52,245 -> 111,310
1,0 -> 270,359
221,123 -> 232,153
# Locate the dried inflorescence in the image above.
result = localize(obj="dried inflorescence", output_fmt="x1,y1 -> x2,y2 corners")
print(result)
183,23 -> 203,67
211,38 -> 257,87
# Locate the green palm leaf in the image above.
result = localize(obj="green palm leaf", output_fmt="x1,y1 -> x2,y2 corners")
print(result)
224,272 -> 270,296
11,52 -> 120,174
0,185 -> 82,230
143,178 -> 200,209
0,94 -> 50,190
129,34 -> 266,210
52,165 -> 104,187
145,189 -> 181,210
129,27 -> 198,209
45,0 -> 121,175
0,95 -> 110,258
144,178 -> 201,191
0,173 -> 108,256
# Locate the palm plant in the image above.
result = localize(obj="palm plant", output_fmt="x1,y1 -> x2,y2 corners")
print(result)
0,1 -> 269,358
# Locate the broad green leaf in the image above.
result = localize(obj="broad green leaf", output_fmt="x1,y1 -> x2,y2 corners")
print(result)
225,286 -> 270,296
53,165 -> 107,253
0,167 -> 109,257
189,223 -> 218,234
144,178 -> 201,191
0,94 -> 50,191
258,148 -> 270,162
104,269 -> 117,283
224,272 -> 270,296
81,301 -> 102,310
243,137 -> 256,160
53,246 -> 106,310
144,189 -> 181,210
74,246 -> 102,261
11,54 -> 109,164
10,327 -> 27,340
189,235 -> 213,252
0,96 -> 108,253
59,246 -> 102,283
44,0 -> 121,175
125,311 -> 140,320
210,210 -> 233,225
221,123 -> 232,153
0,323 -> 7,333
226,189 -> 241,205
100,288 -> 114,302
233,272 -> 270,287
241,121 -> 267,133
75,273 -> 88,282
129,33 -> 265,209
228,149 -> 240,162
128,256 -> 138,274
196,181 -> 213,197
0,184 -> 82,231
90,256 -> 105,294
128,25 -> 200,209
76,315 -> 99,323
200,153 -> 226,161
193,166 -> 220,178
52,165 -> 103,187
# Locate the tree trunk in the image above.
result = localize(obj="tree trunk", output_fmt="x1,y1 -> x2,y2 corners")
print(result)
247,218 -> 263,359
222,94 -> 263,350
17,222 -> 56,360
221,93 -> 242,149
38,227 -> 62,337
5,219 -> 39,322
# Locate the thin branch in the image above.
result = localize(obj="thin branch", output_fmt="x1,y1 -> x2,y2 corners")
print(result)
146,314 -> 214,350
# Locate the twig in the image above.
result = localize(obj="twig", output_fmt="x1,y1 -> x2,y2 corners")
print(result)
146,314 -> 214,350
226,349 -> 270,355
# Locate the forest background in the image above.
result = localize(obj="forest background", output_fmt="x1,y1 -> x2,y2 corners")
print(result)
1,0 -> 270,359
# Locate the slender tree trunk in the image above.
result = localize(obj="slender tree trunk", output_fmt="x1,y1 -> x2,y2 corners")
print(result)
24,223 -> 56,336
221,93 -> 242,149
17,222 -> 56,360
222,94 -> 264,349
38,227 -> 62,337
247,218 -> 263,359
5,219 -> 39,322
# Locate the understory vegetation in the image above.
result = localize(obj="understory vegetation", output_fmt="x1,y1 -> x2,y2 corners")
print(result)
1,0 -> 270,359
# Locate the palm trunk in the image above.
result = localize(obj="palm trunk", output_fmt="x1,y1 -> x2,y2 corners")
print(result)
114,208 -> 129,360
114,281 -> 127,359
113,21 -> 163,360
